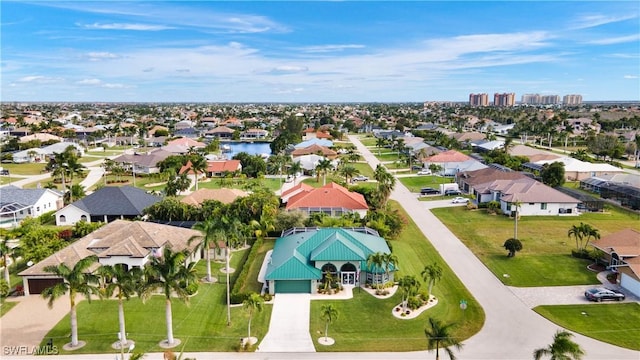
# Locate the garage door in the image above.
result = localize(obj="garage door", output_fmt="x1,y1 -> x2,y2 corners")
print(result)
27,278 -> 63,294
275,280 -> 310,293
620,273 -> 640,298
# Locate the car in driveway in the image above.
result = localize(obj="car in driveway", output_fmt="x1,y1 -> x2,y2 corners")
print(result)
451,197 -> 469,204
584,287 -> 625,302
420,187 -> 440,195
352,175 -> 369,182
416,169 -> 432,175
444,189 -> 461,196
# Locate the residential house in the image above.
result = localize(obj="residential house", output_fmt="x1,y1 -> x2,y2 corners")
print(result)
423,150 -> 487,176
19,133 -> 62,143
283,182 -> 369,218
173,127 -> 201,139
206,160 -> 242,177
291,144 -> 338,159
240,128 -> 269,140
0,186 -> 64,228
18,220 -> 201,295
205,126 -> 235,139
524,157 -> 624,181
293,154 -> 339,172
294,138 -> 334,149
302,128 -> 333,141
55,186 -> 161,225
112,149 -> 173,174
264,227 -> 395,294
162,137 -> 206,154
590,228 -> 640,298
12,142 -> 84,163
180,188 -> 248,206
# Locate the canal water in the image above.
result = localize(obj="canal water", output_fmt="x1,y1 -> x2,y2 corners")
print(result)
222,142 -> 272,159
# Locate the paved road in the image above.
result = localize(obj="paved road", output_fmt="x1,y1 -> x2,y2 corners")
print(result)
348,134 -> 640,359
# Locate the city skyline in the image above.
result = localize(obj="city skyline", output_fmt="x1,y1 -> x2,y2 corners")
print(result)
2,1 -> 639,103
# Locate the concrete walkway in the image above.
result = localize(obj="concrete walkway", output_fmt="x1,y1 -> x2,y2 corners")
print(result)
257,294 -> 315,353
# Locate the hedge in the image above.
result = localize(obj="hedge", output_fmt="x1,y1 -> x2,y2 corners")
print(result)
230,237 -> 262,304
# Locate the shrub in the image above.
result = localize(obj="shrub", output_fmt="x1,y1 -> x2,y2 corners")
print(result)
58,229 -> 73,241
263,293 -> 273,302
571,249 -> 591,260
407,295 -> 422,310
230,237 -> 263,304
185,282 -> 199,296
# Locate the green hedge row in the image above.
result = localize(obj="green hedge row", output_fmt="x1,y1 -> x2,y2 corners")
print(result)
230,237 -> 263,304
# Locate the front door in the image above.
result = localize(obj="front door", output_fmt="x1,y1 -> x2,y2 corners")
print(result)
341,272 -> 356,285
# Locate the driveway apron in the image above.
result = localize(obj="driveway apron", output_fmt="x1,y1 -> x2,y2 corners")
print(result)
257,294 -> 315,352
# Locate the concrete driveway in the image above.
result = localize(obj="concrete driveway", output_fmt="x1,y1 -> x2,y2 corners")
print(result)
257,294 -> 315,353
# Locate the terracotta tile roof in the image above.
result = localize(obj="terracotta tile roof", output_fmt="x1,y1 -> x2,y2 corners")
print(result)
458,168 -> 529,186
207,160 -> 241,173
426,150 -> 471,162
166,137 -> 205,148
207,126 -> 235,134
181,188 -> 248,206
286,182 -> 368,211
474,177 -> 580,204
280,183 -> 315,203
591,228 -> 640,279
291,144 -> 337,158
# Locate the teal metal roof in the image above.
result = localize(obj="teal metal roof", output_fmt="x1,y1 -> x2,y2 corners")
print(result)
265,227 -> 392,281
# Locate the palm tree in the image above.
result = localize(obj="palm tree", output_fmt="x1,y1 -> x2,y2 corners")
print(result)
141,246 -> 198,347
315,158 -> 333,185
189,155 -> 208,191
398,275 -> 420,312
567,224 -> 584,252
288,161 -> 303,180
424,317 -> 464,360
382,252 -> 398,284
338,164 -> 359,184
533,330 -> 585,360
320,304 -> 339,342
189,219 -> 221,283
41,255 -> 100,348
366,252 -> 385,287
243,292 -> 264,343
375,137 -> 387,155
99,264 -> 143,346
373,164 -> 396,207
582,224 -> 600,250
0,237 -> 15,285
421,263 -> 443,298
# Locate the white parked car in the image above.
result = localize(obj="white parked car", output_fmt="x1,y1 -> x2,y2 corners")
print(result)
416,169 -> 432,175
352,175 -> 369,182
451,197 -> 469,204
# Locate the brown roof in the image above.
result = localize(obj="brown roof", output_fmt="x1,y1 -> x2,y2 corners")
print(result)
591,228 -> 640,279
458,167 -> 529,186
426,150 -> 471,162
291,144 -> 338,158
451,132 -> 485,142
181,188 -> 248,206
207,126 -> 235,134
474,177 -> 580,204
286,182 -> 368,211
19,220 -> 200,276
166,137 -> 205,148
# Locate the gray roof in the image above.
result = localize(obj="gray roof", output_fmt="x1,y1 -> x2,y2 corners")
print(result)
69,186 -> 161,216
0,186 -> 62,206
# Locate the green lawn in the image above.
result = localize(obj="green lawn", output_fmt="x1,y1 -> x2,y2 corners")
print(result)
357,137 -> 377,147
534,303 -> 640,350
432,206 -> 640,287
0,163 -> 48,175
1,301 -> 17,317
398,176 -> 456,193
42,247 -> 272,354
373,152 -> 402,162
310,201 -> 485,351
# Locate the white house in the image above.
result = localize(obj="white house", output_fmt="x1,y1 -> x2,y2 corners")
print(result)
0,186 -> 64,228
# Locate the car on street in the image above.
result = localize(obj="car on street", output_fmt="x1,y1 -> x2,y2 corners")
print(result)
451,197 -> 469,204
416,169 -> 432,175
352,175 -> 369,182
444,189 -> 461,196
420,187 -> 440,195
584,287 -> 625,302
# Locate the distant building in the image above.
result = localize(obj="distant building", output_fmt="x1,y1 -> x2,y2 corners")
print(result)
469,93 -> 489,107
541,95 -> 560,105
563,94 -> 583,105
521,94 -> 541,105
521,94 -> 560,105
493,93 -> 515,107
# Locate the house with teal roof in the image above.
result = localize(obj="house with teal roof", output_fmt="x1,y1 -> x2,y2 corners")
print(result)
264,227 -> 396,294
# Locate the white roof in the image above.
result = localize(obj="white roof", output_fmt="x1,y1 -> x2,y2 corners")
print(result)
534,157 -> 622,172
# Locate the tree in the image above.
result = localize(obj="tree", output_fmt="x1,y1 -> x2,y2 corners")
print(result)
165,173 -> 191,196
421,263 -> 443,298
424,317 -> 464,360
41,255 -> 100,348
503,238 -> 523,257
99,264 -> 143,346
338,164 -> 359,184
243,292 -> 264,343
398,275 -> 420,312
376,137 -> 387,155
540,162 -> 565,187
0,237 -> 15,285
373,164 -> 396,208
320,304 -> 339,342
287,161 -> 303,180
65,184 -> 86,204
189,155 -> 207,191
141,246 -> 198,346
366,252 -> 385,287
533,330 -> 585,360
568,223 -> 599,252
189,219 -> 222,283
315,158 -> 333,185
382,252 -> 398,284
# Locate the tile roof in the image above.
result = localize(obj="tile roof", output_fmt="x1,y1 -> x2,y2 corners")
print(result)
426,150 -> 471,162
112,149 -> 173,168
65,186 -> 161,216
458,167 -> 528,186
166,137 -> 205,148
291,144 -> 337,158
207,160 -> 241,173
19,220 -> 200,276
180,188 -> 248,206
286,182 -> 368,211
474,177 -> 581,204
591,228 -> 640,279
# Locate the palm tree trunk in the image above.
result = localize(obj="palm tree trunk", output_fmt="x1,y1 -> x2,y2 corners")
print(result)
206,248 -> 212,282
3,255 -> 10,285
428,281 -> 434,297
70,295 -> 78,346
324,321 -> 329,341
247,313 -> 252,340
119,298 -> 127,344
435,340 -> 440,360
165,299 -> 174,345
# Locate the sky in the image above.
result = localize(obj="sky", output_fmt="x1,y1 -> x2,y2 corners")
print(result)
1,1 -> 639,103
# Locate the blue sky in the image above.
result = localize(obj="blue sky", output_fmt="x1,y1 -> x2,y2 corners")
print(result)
2,1 -> 639,102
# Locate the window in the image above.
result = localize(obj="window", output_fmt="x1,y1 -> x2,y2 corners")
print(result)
541,203 -> 547,210
80,215 -> 88,221
59,215 -> 66,223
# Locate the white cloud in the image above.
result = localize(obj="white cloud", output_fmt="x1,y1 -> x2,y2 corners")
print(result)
85,52 -> 120,61
17,76 -> 46,82
103,83 -> 132,89
16,76 -> 62,83
588,34 -> 640,45
569,14 -> 638,30
299,44 -> 366,53
76,78 -> 102,85
79,22 -> 173,31
624,75 -> 638,79
269,66 -> 309,74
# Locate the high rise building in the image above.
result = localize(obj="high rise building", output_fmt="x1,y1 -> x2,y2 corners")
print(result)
469,93 -> 488,107
493,93 -> 515,106
563,94 -> 583,105
521,94 -> 541,104
540,95 -> 560,105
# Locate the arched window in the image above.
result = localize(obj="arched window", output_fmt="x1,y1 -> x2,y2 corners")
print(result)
59,215 -> 66,223
80,215 -> 88,222
340,263 -> 357,272
321,263 -> 337,281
